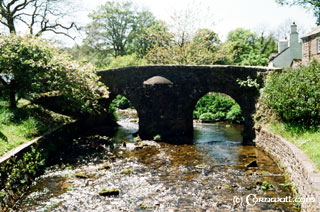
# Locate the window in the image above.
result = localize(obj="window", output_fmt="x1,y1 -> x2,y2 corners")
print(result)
317,39 -> 320,53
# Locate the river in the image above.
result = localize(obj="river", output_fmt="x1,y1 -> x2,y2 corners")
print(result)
13,110 -> 297,211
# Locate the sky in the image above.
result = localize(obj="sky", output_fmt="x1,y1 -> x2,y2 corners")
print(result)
72,0 -> 316,46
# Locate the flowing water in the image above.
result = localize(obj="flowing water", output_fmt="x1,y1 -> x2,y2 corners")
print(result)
13,110 -> 297,212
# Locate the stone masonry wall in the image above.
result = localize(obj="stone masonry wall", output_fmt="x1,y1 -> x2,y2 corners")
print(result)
302,35 -> 320,64
255,128 -> 320,212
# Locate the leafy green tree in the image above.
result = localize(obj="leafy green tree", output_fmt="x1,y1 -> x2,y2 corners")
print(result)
0,34 -> 108,114
275,0 -> 320,25
145,28 -> 221,65
224,28 -> 277,66
126,11 -> 157,57
106,54 -> 147,69
141,21 -> 174,48
84,0 -> 157,58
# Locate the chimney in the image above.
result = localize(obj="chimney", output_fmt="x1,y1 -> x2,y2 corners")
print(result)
290,22 -> 299,47
278,37 -> 288,53
291,22 -> 297,33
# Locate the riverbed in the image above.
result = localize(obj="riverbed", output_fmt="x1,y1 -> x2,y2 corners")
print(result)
13,111 -> 297,211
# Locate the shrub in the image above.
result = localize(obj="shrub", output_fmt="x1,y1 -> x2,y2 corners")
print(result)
112,95 -> 133,109
18,117 -> 44,138
0,108 -> 15,125
259,60 -> 320,126
0,34 -> 109,115
226,105 -> 244,124
194,93 -> 244,123
106,54 -> 147,69
199,112 -> 215,123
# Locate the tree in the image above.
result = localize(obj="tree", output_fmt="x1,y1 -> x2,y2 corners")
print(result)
145,28 -> 221,65
84,0 -> 157,58
224,28 -> 277,66
0,0 -> 78,38
0,34 -> 108,113
169,1 -> 215,47
275,0 -> 320,25
126,11 -> 157,57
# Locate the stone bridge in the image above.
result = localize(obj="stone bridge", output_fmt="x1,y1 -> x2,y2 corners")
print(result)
97,65 -> 277,143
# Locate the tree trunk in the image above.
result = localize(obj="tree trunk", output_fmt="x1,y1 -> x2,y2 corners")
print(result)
7,17 -> 16,34
9,88 -> 16,109
9,81 -> 17,109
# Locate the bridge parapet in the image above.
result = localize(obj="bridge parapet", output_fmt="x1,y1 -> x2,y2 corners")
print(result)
97,65 -> 281,143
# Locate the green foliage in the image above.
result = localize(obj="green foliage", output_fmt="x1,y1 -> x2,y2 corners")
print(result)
224,28 -> 277,66
85,0 -> 157,58
0,34 -> 109,115
145,27 -> 276,66
261,181 -> 274,191
153,134 -> 161,141
145,28 -> 221,65
275,0 -> 320,25
193,93 -> 244,123
259,60 -> 320,126
237,76 -> 261,91
226,105 -> 244,123
0,147 -> 46,209
267,121 -> 320,169
0,98 -> 72,156
18,117 -> 45,138
111,95 -> 133,109
106,54 -> 147,69
0,108 -> 15,125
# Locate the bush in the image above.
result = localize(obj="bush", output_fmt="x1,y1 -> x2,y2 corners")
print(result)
0,34 -> 109,115
259,60 -> 320,126
194,93 -> 244,123
18,117 -> 44,138
106,54 -> 147,69
0,108 -> 15,125
199,112 -> 215,123
226,105 -> 244,124
112,95 -> 133,109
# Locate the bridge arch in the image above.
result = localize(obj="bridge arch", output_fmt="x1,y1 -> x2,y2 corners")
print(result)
98,65 -> 279,143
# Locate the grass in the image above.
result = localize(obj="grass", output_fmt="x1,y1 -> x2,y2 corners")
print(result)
267,121 -> 320,170
0,98 -> 72,156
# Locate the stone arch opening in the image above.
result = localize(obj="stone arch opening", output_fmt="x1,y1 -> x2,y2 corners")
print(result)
192,92 -> 244,124
191,92 -> 244,142
188,89 -> 255,143
98,65 -> 273,143
108,94 -> 139,132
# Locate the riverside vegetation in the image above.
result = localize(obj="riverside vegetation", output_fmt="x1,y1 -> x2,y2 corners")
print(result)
0,34 -> 109,155
256,60 -> 320,169
0,0 -> 319,210
111,93 -> 244,124
0,34 -> 109,210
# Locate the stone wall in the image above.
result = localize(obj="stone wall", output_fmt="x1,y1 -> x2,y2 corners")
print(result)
98,65 -> 280,143
302,35 -> 320,64
255,128 -> 320,212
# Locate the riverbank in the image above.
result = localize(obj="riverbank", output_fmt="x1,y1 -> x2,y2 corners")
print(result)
0,98 -> 73,156
10,113 -> 298,211
255,126 -> 320,211
266,121 -> 320,170
0,105 -> 115,211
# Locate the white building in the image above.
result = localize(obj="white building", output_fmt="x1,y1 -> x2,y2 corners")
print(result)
269,22 -> 302,68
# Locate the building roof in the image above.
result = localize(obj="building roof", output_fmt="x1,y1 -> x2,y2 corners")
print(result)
269,47 -> 289,62
301,26 -> 320,39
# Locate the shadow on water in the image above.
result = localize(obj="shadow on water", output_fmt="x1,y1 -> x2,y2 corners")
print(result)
13,112 -> 298,211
